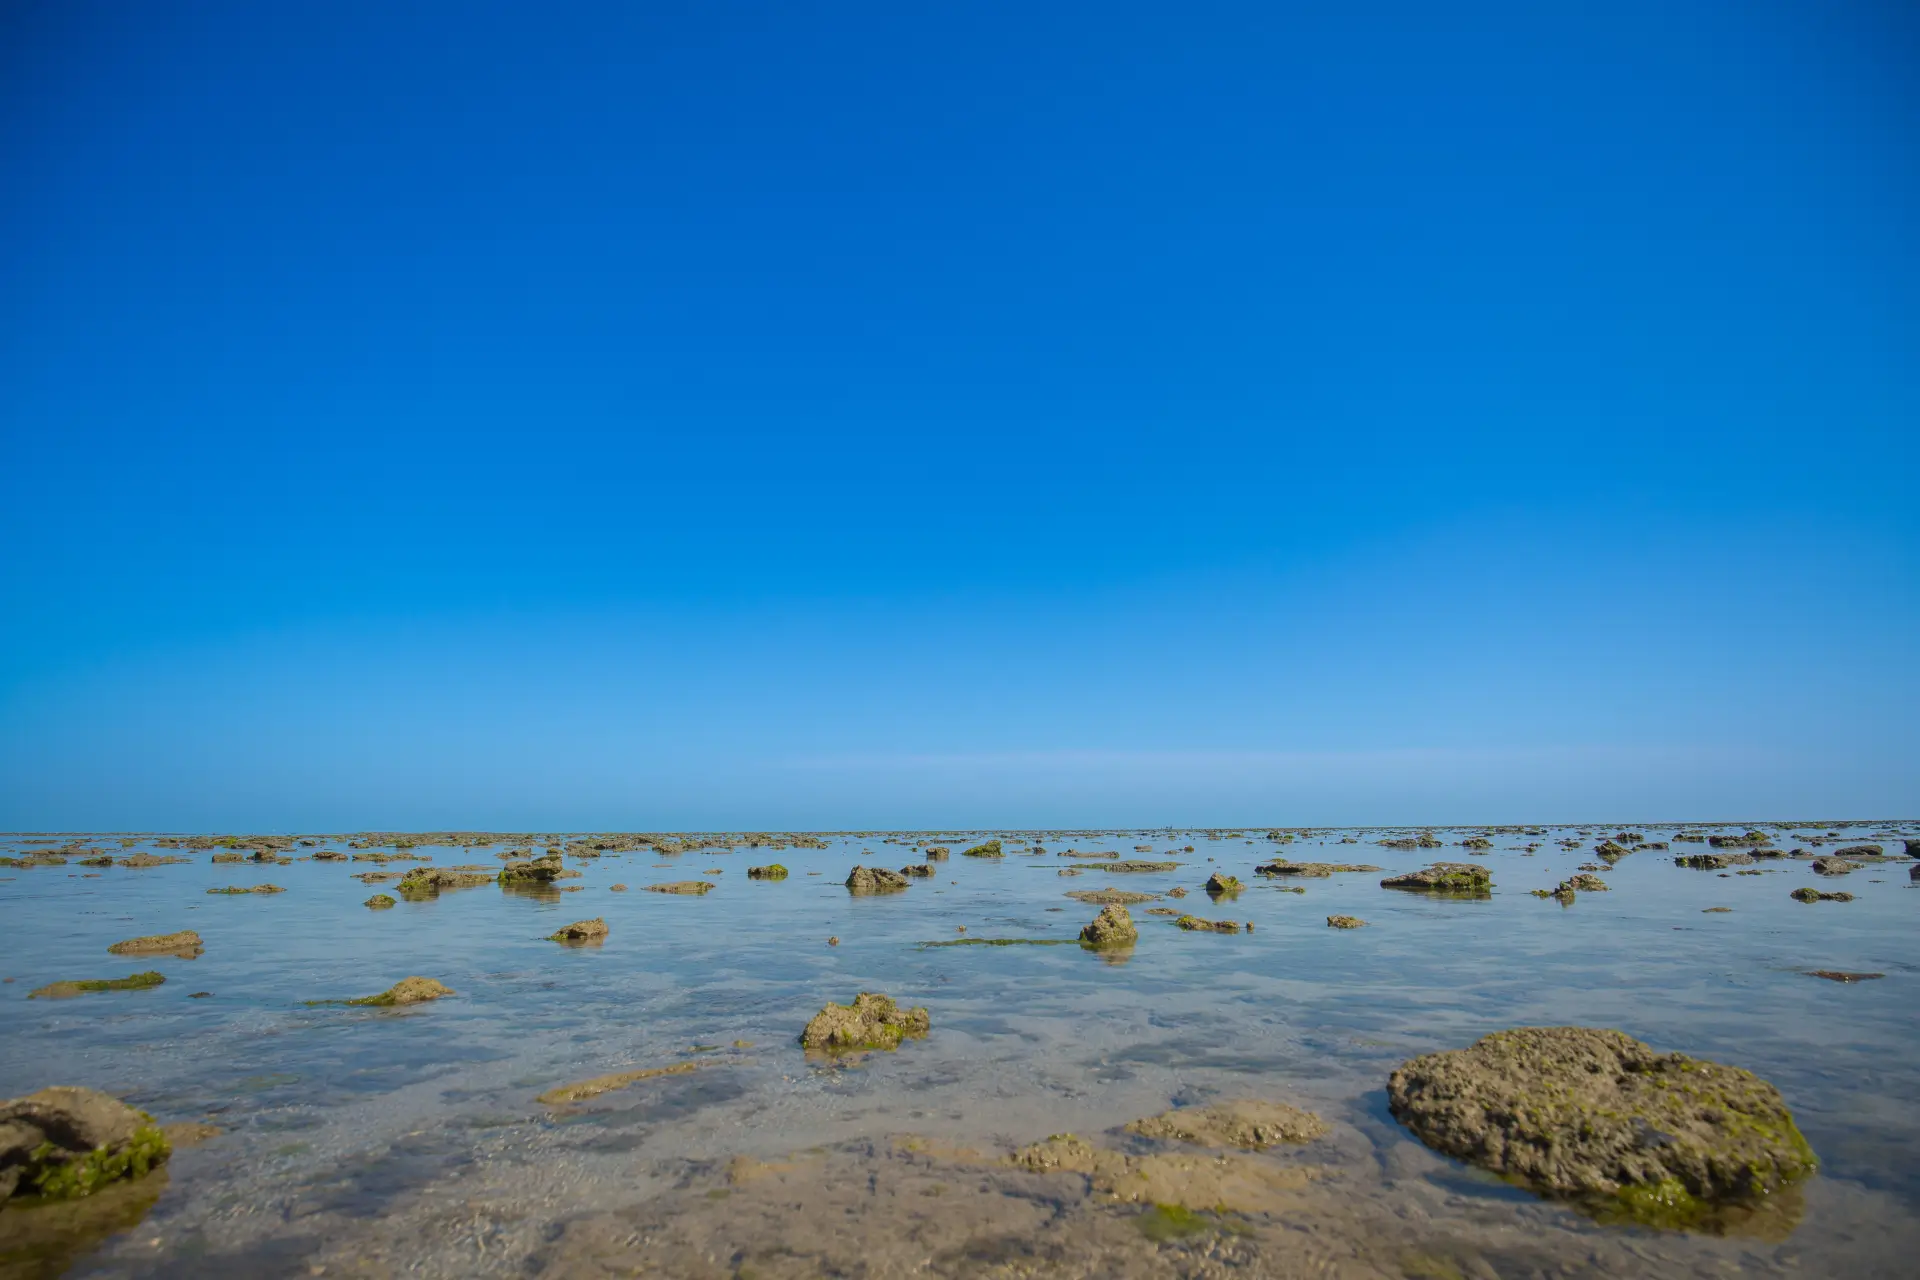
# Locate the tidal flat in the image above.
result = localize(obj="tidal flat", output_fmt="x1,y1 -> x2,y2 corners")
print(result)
0,822 -> 1916,1278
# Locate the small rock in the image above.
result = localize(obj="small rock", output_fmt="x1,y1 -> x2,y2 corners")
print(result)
548,917 -> 609,943
645,881 -> 714,895
798,992 -> 929,1053
747,864 -> 789,879
346,976 -> 452,1007
1079,904 -> 1138,949
364,894 -> 396,909
106,931 -> 202,959
1790,887 -> 1854,903
1326,915 -> 1367,929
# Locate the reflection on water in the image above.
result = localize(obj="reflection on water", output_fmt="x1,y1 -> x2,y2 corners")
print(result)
0,825 -> 1915,1277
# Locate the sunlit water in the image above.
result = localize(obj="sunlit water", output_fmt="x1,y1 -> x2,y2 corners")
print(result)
1,825 -> 1915,1277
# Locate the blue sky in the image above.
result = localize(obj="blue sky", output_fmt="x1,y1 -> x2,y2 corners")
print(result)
2,0 -> 1914,831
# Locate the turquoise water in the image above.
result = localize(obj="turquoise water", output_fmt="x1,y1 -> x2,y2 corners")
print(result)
1,825 -> 1916,1277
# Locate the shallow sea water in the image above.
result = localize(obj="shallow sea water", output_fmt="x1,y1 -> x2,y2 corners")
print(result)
1,825 -> 1916,1279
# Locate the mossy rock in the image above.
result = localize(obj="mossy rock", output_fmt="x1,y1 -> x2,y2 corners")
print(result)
328,977 -> 452,1007
960,841 -> 1003,858
1380,863 -> 1491,894
28,972 -> 165,1000
1203,873 -> 1243,896
364,894 -> 397,909
1326,915 -> 1367,929
0,1087 -> 171,1203
1174,915 -> 1240,933
746,864 -> 788,879
1078,904 -> 1138,949
1387,1026 -> 1816,1229
799,992 -> 929,1054
107,931 -> 201,958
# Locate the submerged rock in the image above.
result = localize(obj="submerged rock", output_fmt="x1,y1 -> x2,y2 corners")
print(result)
106,931 -> 202,959
1005,1133 -> 1317,1211
28,972 -> 165,1000
1807,970 -> 1883,983
1380,863 -> 1491,892
536,1061 -> 700,1106
548,917 -> 609,943
1078,904 -> 1138,949
364,894 -> 396,909
1127,1100 -> 1326,1149
1174,915 -> 1240,933
646,881 -> 714,895
1790,887 -> 1853,903
1063,888 -> 1156,905
346,976 -> 452,1007
1387,1026 -> 1816,1228
1326,915 -> 1367,929
799,992 -> 930,1053
846,866 -> 909,893
746,864 -> 789,879
0,1087 -> 170,1202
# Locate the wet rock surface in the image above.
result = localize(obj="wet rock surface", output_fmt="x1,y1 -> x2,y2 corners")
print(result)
1078,904 -> 1138,949
1380,863 -> 1491,892
1326,915 -> 1367,928
1202,872 -> 1242,896
1387,1026 -> 1816,1226
645,881 -> 714,895
799,992 -> 930,1054
0,1086 -> 170,1202
1811,857 -> 1858,876
1254,860 -> 1380,876
341,976 -> 452,1007
846,865 -> 910,893
28,972 -> 165,1000
1174,915 -> 1240,933
548,917 -> 609,943
1791,887 -> 1854,903
746,864 -> 788,879
105,931 -> 202,958
1125,1100 -> 1327,1149
1063,888 -> 1156,905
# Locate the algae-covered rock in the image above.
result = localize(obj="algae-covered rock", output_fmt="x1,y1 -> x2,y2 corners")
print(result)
1105,860 -> 1181,873
1174,915 -> 1240,933
206,884 -> 284,895
1565,873 -> 1609,892
0,1087 -> 170,1202
1127,1100 -> 1326,1149
923,846 -> 950,860
1810,857 -> 1856,876
1831,844 -> 1882,858
115,854 -> 188,869
1593,840 -> 1630,860
1063,888 -> 1156,905
1326,915 -> 1367,929
1387,1026 -> 1816,1227
1078,904 -> 1138,949
364,894 -> 396,909
799,992 -> 930,1054
346,976 -> 451,1007
846,866 -> 909,893
29,972 -> 165,1000
646,881 -> 714,895
107,931 -> 202,959
746,864 -> 789,879
1676,852 -> 1753,870
1790,887 -> 1853,903
1203,872 -> 1242,896
548,917 -> 609,943
498,853 -> 564,885
1254,861 -> 1380,876
960,841 -> 1003,858
397,866 -> 494,898
1380,863 -> 1491,893
898,862 -> 935,877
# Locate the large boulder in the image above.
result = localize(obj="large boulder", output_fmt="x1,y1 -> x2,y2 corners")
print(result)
1078,904 -> 1138,949
1387,1027 -> 1815,1227
0,1087 -> 171,1201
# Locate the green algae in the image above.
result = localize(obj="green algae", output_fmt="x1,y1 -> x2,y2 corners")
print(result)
24,1124 -> 170,1200
28,971 -> 165,999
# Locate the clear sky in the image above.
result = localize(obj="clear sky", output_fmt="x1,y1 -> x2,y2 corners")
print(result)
2,0 -> 1914,832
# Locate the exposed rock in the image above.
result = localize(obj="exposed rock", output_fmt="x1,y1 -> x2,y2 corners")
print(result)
1593,841 -> 1629,860
397,866 -> 493,898
1063,889 -> 1156,905
960,841 -> 1003,858
365,894 -> 396,909
498,853 -> 565,885
1675,853 -> 1752,870
1254,861 -> 1379,876
898,863 -> 935,877
1174,915 -> 1240,933
746,864 -> 789,879
1105,860 -> 1180,873
1906,839 -> 1920,858
106,931 -> 202,959
846,866 -> 909,893
1380,863 -> 1491,892
1708,831 -> 1772,848
311,849 -> 347,861
1326,915 -> 1367,929
1203,872 -> 1242,896
29,972 -> 165,1000
115,854 -> 189,869
1565,873 -> 1609,892
1830,845 -> 1882,858
1790,888 -> 1853,903
1078,904 -> 1137,949
609,883 -> 628,891
646,881 -> 714,895
0,1086 -> 170,1202
346,976 -> 451,1006
923,846 -> 950,860
799,992 -> 930,1053
1126,1100 -> 1326,1149
1388,1026 -> 1816,1227
549,917 -> 609,943
205,884 -> 283,895
1810,857 -> 1856,876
